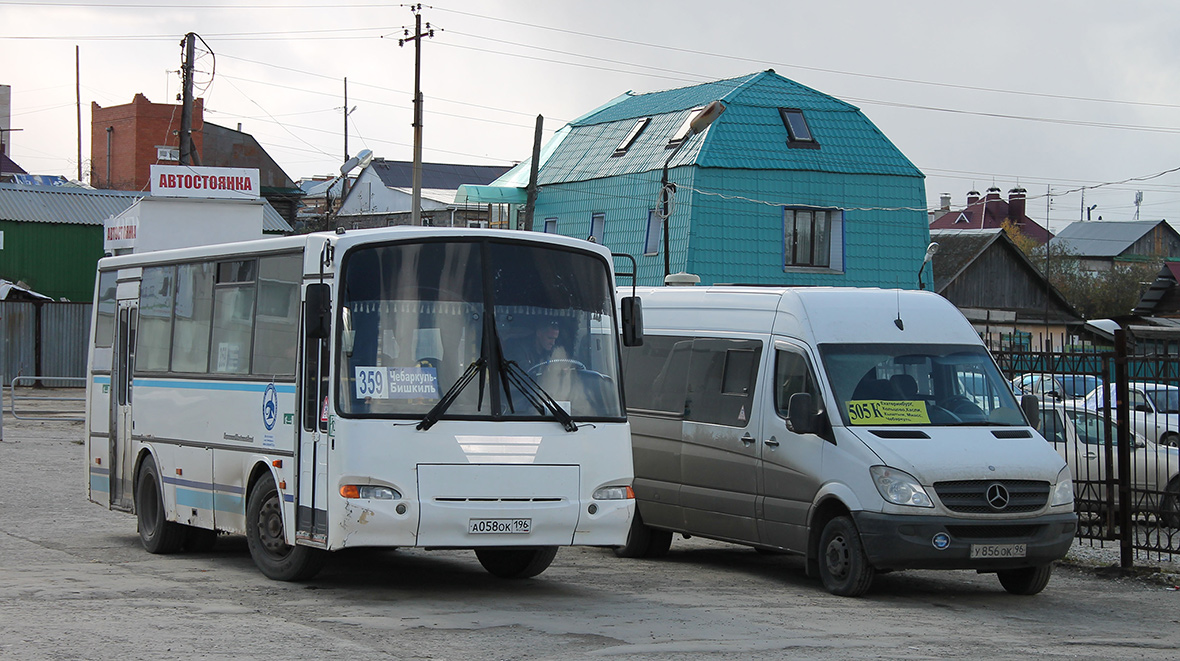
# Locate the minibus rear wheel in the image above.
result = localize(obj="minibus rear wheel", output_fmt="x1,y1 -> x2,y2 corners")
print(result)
246,473 -> 327,581
817,516 -> 875,597
136,459 -> 186,554
475,547 -> 558,578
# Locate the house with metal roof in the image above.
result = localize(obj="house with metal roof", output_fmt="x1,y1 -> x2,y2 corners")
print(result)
0,182 -> 293,301
1050,220 -> 1180,272
471,70 -> 928,286
338,159 -> 512,228
931,228 -> 1081,349
929,187 -> 1052,245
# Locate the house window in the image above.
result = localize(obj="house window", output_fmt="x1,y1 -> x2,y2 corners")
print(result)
783,208 -> 840,269
667,106 -> 706,149
613,118 -> 650,157
643,210 -> 662,256
779,108 -> 819,149
590,213 -> 605,243
543,217 -> 558,234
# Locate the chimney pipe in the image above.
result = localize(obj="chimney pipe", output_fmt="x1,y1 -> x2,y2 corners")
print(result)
940,193 -> 952,211
966,190 -> 981,205
1008,187 -> 1027,224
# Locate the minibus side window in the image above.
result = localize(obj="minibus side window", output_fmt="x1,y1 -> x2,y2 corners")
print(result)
685,339 -> 762,427
620,335 -> 692,414
774,348 -> 821,417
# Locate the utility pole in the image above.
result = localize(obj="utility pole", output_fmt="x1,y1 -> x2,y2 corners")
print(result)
523,114 -> 543,231
399,5 -> 434,226
179,32 -> 196,166
75,45 -> 82,181
341,77 -> 357,202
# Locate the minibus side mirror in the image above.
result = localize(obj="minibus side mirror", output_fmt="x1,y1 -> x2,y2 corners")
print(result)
787,392 -> 817,435
1021,394 -> 1040,429
305,283 -> 331,339
621,296 -> 643,347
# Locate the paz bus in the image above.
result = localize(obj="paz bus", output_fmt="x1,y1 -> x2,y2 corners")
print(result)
85,226 -> 641,581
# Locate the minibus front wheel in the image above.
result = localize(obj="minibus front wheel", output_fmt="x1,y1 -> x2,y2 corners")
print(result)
817,516 -> 875,597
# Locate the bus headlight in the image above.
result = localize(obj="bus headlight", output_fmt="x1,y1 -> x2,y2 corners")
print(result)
870,466 -> 933,508
1051,467 -> 1074,507
592,485 -> 634,500
340,485 -> 401,500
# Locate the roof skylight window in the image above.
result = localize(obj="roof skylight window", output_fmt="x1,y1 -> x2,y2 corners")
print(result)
613,118 -> 650,157
779,108 -> 819,149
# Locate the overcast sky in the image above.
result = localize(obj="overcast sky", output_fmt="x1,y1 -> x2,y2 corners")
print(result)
3,0 -> 1180,234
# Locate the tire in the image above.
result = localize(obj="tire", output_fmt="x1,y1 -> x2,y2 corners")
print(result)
246,473 -> 327,581
1160,433 -> 1180,448
613,510 -> 673,559
183,526 -> 219,553
475,547 -> 559,579
998,564 -> 1053,595
136,459 -> 185,554
817,516 -> 875,597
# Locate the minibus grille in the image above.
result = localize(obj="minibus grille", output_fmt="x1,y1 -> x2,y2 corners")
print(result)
434,497 -> 564,503
933,480 -> 1049,514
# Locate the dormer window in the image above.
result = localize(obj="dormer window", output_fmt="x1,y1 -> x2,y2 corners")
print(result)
779,108 -> 819,149
613,117 -> 650,157
667,106 -> 706,149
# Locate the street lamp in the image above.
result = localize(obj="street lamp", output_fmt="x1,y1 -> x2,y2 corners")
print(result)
326,149 -> 372,227
661,100 -> 725,279
917,241 -> 939,290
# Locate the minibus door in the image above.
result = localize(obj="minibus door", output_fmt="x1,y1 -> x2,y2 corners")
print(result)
108,302 -> 137,512
757,341 -> 826,552
296,286 -> 331,546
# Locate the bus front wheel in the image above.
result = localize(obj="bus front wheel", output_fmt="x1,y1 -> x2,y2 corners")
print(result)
246,473 -> 327,581
136,459 -> 186,554
475,547 -> 558,579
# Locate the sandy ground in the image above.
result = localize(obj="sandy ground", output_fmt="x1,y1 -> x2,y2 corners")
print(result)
2,393 -> 1180,660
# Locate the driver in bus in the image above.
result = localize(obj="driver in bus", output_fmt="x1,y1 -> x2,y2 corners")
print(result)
506,317 -> 563,371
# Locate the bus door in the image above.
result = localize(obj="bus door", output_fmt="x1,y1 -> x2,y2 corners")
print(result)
109,302 -> 137,512
295,286 -> 331,546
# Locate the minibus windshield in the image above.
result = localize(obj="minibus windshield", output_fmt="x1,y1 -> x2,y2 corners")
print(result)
819,343 -> 1024,427
337,239 -> 624,423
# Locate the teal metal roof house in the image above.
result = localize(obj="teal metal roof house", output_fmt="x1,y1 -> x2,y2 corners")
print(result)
480,70 -> 928,286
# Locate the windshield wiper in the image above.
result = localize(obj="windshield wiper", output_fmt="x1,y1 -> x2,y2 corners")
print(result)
500,359 -> 578,432
417,357 -> 486,431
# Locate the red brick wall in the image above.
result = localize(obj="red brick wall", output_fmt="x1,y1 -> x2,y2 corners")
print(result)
90,93 -> 203,191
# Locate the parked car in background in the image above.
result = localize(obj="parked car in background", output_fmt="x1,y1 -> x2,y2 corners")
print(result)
1039,403 -> 1180,527
1012,373 -> 1101,402
1082,383 -> 1180,447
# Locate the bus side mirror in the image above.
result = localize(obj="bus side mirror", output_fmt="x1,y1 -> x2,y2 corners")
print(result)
787,392 -> 816,435
621,296 -> 643,347
1021,394 -> 1040,429
305,283 -> 331,339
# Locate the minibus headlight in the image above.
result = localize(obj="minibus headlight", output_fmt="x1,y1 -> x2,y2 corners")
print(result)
340,485 -> 401,500
870,466 -> 933,508
1051,467 -> 1074,507
592,485 -> 635,500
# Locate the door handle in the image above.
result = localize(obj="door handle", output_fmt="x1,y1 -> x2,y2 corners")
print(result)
741,433 -> 755,445
1083,451 -> 1098,460
764,436 -> 780,448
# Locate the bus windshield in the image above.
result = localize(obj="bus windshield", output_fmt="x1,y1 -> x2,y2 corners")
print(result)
337,239 -> 624,422
819,343 -> 1024,427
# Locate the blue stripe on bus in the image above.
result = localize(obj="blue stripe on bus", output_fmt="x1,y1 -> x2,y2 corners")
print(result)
136,379 -> 296,394
165,476 -> 291,511
93,375 -> 111,385
90,474 -> 110,494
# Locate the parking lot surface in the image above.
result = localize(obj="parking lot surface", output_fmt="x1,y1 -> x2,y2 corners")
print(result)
3,412 -> 1180,660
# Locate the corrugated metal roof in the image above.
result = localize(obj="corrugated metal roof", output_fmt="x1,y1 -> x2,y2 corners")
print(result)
369,160 -> 511,189
530,70 -> 922,186
0,183 -> 142,225
0,183 -> 291,233
1050,220 -> 1163,257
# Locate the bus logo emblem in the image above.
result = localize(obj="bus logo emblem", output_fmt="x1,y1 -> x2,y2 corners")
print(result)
262,383 -> 278,431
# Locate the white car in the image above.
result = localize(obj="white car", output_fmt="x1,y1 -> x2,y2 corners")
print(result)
1012,373 -> 1101,403
1040,403 -> 1180,527
1082,383 -> 1180,447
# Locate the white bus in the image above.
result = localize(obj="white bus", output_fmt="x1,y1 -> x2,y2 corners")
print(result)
85,227 -> 640,581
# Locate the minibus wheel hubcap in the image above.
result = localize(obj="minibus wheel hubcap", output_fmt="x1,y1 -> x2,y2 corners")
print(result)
825,535 -> 850,578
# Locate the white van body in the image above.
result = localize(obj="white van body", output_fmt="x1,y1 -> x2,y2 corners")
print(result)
618,286 -> 1076,596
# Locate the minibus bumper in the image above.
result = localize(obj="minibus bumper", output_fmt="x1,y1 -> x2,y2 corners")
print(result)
852,511 -> 1077,571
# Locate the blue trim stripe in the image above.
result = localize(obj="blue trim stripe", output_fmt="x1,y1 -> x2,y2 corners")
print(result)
93,375 -> 111,385
136,379 -> 296,394
164,476 -> 288,514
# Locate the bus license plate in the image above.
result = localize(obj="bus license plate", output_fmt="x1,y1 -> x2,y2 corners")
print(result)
970,543 -> 1026,559
469,518 -> 531,534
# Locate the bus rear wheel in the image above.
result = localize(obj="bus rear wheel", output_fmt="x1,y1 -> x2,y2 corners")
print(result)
475,547 -> 558,578
136,459 -> 185,554
246,473 -> 327,581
